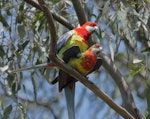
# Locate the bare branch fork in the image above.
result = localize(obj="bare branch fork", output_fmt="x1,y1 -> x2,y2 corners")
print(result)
33,0 -> 134,119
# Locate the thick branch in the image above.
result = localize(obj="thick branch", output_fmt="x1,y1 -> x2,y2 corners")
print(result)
71,0 -> 142,119
36,1 -> 134,119
100,51 -> 142,119
38,0 -> 57,57
50,56 -> 135,119
71,0 -> 87,25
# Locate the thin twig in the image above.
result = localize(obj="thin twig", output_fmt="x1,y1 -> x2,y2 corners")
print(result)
1,81 -> 58,119
16,95 -> 59,119
25,0 -> 74,29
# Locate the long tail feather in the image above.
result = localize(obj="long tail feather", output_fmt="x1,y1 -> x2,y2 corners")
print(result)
65,84 -> 75,119
10,62 -> 56,73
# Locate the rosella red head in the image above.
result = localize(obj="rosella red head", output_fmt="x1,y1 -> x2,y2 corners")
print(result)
81,22 -> 98,33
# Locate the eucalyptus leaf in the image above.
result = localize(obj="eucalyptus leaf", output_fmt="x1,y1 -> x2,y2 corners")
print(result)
129,62 -> 146,76
65,0 -> 72,6
31,12 -> 44,30
17,40 -> 30,52
2,105 -> 12,119
139,8 -> 149,25
54,0 -> 60,4
18,25 -> 26,39
31,73 -> 37,102
0,13 -> 9,28
0,65 -> 9,75
133,59 -> 143,64
0,45 -> 5,58
141,47 -> 150,53
109,38 -> 114,61
101,0 -> 110,17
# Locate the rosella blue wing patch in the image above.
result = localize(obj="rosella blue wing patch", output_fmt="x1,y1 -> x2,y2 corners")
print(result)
57,30 -> 75,52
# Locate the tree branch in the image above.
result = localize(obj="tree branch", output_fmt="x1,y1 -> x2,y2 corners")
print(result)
100,51 -> 142,119
71,0 -> 142,119
36,0 -> 135,119
25,0 -> 74,30
37,0 -> 57,57
1,81 -> 58,119
16,95 -> 58,119
71,0 -> 87,25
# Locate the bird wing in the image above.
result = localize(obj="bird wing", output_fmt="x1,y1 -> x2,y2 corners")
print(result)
56,57 -> 102,89
88,57 -> 102,74
58,46 -> 81,90
58,70 -> 69,92
50,46 -> 81,85
62,45 -> 81,63
57,30 -> 75,51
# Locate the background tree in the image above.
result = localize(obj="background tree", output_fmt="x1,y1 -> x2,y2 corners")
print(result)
0,0 -> 149,119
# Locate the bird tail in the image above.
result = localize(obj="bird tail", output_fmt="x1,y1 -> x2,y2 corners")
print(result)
65,83 -> 75,119
10,62 -> 56,73
52,70 -> 76,119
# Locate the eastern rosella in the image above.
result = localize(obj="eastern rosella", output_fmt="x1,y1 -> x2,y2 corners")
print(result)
10,22 -> 98,73
54,44 -> 103,90
57,22 -> 98,58
54,22 -> 98,119
9,22 -> 99,119
53,44 -> 102,119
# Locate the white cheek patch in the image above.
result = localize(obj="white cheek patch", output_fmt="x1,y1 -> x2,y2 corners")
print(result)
85,26 -> 97,32
91,47 -> 102,55
99,46 -> 103,50
92,48 -> 100,53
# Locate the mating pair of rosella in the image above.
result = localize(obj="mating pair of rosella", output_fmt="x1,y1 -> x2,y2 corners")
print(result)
11,22 -> 102,119
53,22 -> 102,119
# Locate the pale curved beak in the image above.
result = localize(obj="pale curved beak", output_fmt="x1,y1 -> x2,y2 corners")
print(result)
99,46 -> 103,50
94,26 -> 98,31
96,45 -> 103,55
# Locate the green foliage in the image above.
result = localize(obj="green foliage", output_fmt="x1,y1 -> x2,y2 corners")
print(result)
101,0 -> 110,17
54,0 -> 61,4
0,45 -> 5,59
0,13 -> 9,28
31,72 -> 37,102
31,12 -> 44,30
128,61 -> 146,76
0,0 -> 149,118
16,2 -> 25,24
141,47 -> 150,53
18,25 -> 26,39
2,105 -> 12,119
